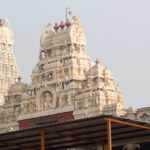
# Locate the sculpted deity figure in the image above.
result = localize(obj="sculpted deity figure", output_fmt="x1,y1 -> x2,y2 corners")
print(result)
47,73 -> 53,80
86,77 -> 93,88
21,103 -> 29,114
42,92 -> 53,109
15,106 -> 20,114
58,96 -> 66,107
15,95 -> 21,103
72,16 -> 80,25
29,101 -> 36,112
83,98 -> 93,108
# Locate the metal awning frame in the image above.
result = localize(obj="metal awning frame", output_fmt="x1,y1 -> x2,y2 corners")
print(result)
0,115 -> 150,150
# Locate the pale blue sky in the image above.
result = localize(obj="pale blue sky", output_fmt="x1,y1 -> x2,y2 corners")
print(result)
1,0 -> 150,108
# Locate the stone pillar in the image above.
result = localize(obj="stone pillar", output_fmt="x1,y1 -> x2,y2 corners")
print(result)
122,143 -> 140,150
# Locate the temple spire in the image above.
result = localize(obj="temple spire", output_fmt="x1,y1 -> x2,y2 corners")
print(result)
0,18 -> 20,105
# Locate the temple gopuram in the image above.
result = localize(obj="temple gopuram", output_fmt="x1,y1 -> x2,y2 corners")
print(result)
0,19 -> 19,106
0,16 -> 125,132
0,15 -> 150,150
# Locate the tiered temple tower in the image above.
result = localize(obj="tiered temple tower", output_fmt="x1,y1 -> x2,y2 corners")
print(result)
31,16 -> 91,111
0,19 -> 19,105
0,16 -> 125,133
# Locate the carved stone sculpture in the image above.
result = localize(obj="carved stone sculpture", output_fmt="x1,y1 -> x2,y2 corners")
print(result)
42,91 -> 53,109
0,16 -> 126,133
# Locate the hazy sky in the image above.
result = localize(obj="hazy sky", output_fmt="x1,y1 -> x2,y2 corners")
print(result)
1,0 -> 150,108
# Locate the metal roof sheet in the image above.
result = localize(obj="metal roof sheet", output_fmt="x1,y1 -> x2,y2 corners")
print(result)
0,115 -> 150,150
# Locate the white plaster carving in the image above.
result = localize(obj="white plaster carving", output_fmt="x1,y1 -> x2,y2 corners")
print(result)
36,87 -> 57,111
0,19 -> 19,105
0,16 -> 126,133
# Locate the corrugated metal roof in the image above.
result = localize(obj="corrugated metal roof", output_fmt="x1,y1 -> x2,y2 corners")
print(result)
0,115 -> 150,150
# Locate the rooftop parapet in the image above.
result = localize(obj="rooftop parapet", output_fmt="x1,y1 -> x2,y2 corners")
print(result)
40,16 -> 86,51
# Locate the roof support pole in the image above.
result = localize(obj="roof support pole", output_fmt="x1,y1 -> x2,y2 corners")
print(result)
41,129 -> 45,150
105,117 -> 150,130
107,120 -> 112,150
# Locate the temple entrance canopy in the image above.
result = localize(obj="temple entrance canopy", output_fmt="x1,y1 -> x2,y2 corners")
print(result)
0,115 -> 150,150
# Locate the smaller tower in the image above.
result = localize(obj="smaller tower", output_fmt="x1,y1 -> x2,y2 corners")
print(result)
0,19 -> 20,105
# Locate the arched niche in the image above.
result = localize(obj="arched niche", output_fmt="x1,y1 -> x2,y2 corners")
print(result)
36,87 -> 57,111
